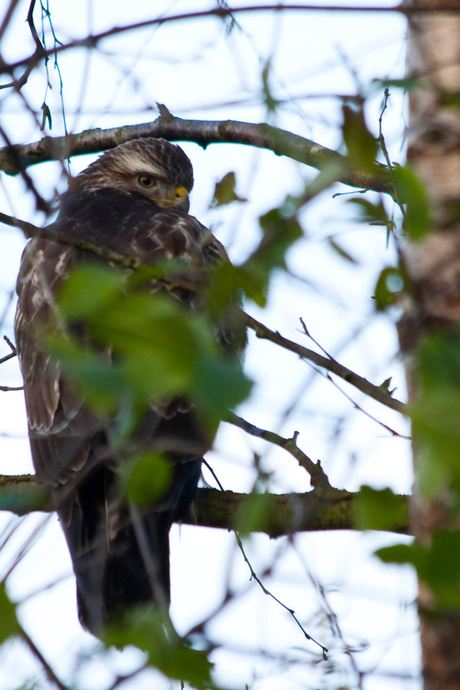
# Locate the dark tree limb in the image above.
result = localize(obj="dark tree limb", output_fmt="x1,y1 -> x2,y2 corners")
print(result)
0,112 -> 392,195
0,474 -> 409,537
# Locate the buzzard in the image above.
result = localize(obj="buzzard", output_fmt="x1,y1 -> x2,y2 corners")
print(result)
15,138 -> 234,634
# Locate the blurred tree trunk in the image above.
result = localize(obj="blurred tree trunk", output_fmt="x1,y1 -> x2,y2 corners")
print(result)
403,1 -> 460,687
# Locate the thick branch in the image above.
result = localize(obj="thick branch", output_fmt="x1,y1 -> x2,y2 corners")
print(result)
0,474 -> 409,537
0,114 -> 391,195
245,313 -> 406,414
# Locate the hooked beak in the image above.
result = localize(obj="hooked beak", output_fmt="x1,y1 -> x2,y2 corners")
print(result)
156,186 -> 189,211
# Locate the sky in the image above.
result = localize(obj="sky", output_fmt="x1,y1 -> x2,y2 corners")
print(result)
0,1 -> 419,689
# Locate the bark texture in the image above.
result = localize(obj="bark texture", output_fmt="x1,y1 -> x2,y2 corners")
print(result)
404,1 -> 460,687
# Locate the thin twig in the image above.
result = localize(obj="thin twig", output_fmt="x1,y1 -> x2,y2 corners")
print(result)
20,627 -> 69,690
0,209 -> 406,416
378,87 -> 404,217
236,532 -> 329,659
3,4 -> 460,74
202,463 -> 329,657
226,412 -> 330,488
324,372 -> 410,438
245,313 -> 406,414
0,335 -> 17,365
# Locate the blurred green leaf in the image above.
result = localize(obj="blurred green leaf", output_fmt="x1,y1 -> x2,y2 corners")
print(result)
211,172 -> 247,207
374,77 -> 421,91
410,330 -> 460,497
206,206 -> 303,310
373,266 -> 405,310
262,60 -> 278,112
247,207 -> 303,303
50,264 -> 253,437
58,263 -> 125,320
392,165 -> 432,239
121,452 -> 172,506
439,90 -> 460,108
41,102 -> 52,131
0,582 -> 19,645
235,492 -> 274,536
192,356 -> 253,436
207,262 -> 265,310
355,485 -> 408,532
348,197 -> 390,226
342,104 -> 378,173
104,606 -> 214,686
327,237 -> 358,264
376,532 -> 460,609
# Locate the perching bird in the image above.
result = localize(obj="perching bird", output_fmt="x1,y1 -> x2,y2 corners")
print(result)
14,138 -> 236,634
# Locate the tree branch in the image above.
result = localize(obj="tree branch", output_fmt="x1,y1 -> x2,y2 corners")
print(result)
2,4 -> 458,78
244,313 -> 406,414
0,474 -> 409,537
226,411 -> 331,488
0,112 -> 392,195
0,208 -> 405,414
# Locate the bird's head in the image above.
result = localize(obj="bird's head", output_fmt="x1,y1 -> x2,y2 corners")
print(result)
74,138 -> 194,212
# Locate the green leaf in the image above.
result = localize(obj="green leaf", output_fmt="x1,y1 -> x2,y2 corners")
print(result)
211,172 -> 247,207
235,492 -> 274,536
377,532 -> 460,610
53,264 -> 252,438
409,330 -> 460,497
121,452 -> 172,506
354,485 -> 408,532
245,207 -> 303,302
206,262 -> 265,311
41,102 -> 52,131
327,237 -> 358,264
46,331 -> 128,414
104,607 -> 214,686
342,104 -> 378,173
0,582 -> 19,645
192,356 -> 253,436
348,197 -> 390,226
374,77 -> 421,91
375,541 -> 422,566
261,60 -> 278,112
373,266 -> 405,310
58,263 -> 125,320
392,165 -> 432,239
207,207 -> 303,310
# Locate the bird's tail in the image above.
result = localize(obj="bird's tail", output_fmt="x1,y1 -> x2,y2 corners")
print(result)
55,459 -> 202,634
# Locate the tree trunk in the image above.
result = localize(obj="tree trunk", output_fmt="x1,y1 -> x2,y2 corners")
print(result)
403,1 -> 460,687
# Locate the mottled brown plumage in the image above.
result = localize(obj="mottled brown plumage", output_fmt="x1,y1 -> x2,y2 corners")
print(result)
15,139 -> 228,633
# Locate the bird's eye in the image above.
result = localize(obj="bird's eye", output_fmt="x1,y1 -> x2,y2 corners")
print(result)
138,174 -> 156,188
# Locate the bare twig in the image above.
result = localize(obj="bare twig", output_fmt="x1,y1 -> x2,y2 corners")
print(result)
236,533 -> 328,658
3,4 -> 460,76
245,313 -> 406,414
324,372 -> 409,438
0,208 -> 406,415
227,412 -> 330,488
20,627 -> 69,690
0,335 -> 17,365
0,0 -> 22,41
